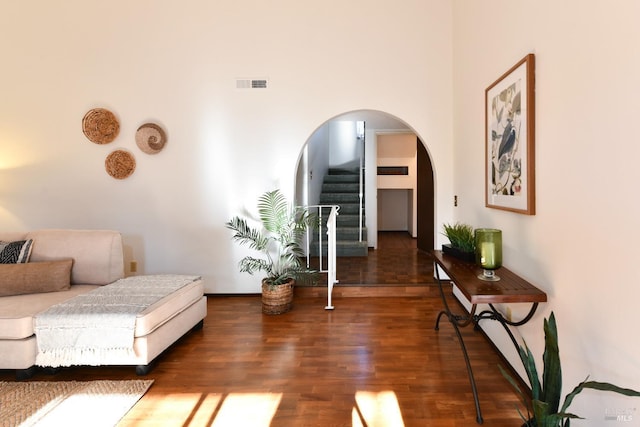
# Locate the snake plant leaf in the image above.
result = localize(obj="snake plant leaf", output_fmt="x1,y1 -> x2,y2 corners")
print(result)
544,412 -> 577,427
498,364 -> 532,418
531,399 -> 550,427
559,378 -> 640,415
542,313 -> 562,414
518,342 -> 542,401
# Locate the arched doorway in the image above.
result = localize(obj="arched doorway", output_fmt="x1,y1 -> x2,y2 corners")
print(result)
295,110 -> 435,255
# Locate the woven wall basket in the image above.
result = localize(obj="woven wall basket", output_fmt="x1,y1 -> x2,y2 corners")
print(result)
105,149 -> 136,179
135,123 -> 167,154
261,279 -> 295,315
82,108 -> 120,144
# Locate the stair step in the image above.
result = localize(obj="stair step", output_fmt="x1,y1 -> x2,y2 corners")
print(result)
317,204 -> 360,215
314,228 -> 367,241
320,214 -> 363,227
337,227 -> 367,239
334,204 -> 360,215
338,215 -> 364,226
316,166 -> 367,258
309,240 -> 369,257
320,193 -> 360,204
324,174 -> 360,184
328,167 -> 359,175
322,182 -> 360,193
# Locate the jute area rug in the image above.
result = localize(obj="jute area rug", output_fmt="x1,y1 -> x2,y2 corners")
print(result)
0,380 -> 153,427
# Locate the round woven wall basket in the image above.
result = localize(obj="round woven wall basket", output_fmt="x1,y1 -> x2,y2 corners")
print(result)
261,279 -> 294,315
135,123 -> 167,154
105,149 -> 136,179
82,108 -> 120,144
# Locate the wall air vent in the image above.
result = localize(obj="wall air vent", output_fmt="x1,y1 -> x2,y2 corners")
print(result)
377,166 -> 409,176
236,78 -> 269,89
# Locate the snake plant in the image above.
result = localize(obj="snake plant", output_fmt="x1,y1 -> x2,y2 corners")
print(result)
500,312 -> 640,426
226,189 -> 317,286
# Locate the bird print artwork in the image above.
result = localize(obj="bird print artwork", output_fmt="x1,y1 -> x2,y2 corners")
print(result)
490,80 -> 522,196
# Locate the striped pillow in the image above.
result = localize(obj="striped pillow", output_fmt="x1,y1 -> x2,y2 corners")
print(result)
0,239 -> 34,264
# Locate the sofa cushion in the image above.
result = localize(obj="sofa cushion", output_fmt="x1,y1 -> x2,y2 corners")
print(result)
0,284 -> 99,339
0,259 -> 73,297
0,239 -> 34,264
26,229 -> 125,285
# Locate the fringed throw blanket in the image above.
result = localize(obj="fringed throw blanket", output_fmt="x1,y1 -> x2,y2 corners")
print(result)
34,274 -> 200,367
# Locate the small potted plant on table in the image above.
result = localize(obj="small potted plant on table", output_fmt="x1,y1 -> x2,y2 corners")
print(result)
226,189 -> 317,314
441,222 -> 476,262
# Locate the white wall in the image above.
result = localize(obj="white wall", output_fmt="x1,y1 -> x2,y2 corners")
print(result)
364,129 -> 379,248
328,121 -> 359,167
302,122 -> 330,207
0,1 -> 454,294
453,0 -> 640,422
378,189 -> 410,231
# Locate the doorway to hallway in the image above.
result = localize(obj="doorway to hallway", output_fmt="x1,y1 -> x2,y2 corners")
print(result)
296,110 -> 437,286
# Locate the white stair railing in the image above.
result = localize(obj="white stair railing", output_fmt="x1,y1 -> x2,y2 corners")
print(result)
325,205 -> 339,310
304,205 -> 339,309
358,138 -> 364,243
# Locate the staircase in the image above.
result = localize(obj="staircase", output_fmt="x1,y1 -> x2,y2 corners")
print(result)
313,167 -> 368,257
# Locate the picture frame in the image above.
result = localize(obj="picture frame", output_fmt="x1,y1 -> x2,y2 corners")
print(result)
485,53 -> 535,215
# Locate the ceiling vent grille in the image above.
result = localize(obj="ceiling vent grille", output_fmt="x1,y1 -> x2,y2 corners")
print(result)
236,78 -> 269,89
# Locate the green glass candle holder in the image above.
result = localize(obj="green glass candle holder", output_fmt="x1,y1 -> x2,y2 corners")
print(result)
475,228 -> 502,281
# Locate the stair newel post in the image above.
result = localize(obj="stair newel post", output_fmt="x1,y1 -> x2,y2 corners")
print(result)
325,205 -> 338,310
318,207 -> 324,270
358,135 -> 364,243
305,206 -> 311,269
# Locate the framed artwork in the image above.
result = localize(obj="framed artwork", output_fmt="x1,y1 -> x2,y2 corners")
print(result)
485,53 -> 535,215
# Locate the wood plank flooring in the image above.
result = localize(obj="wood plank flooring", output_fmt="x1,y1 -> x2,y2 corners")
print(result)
0,232 -> 528,425
306,231 -> 436,287
0,293 -> 527,426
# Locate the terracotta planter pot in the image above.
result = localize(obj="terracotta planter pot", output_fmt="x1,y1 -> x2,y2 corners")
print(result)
261,279 -> 295,315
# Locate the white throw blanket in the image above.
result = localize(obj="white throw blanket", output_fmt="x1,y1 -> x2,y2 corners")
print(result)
34,274 -> 200,367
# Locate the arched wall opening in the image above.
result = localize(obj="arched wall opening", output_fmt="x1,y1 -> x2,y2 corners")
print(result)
294,109 -> 436,254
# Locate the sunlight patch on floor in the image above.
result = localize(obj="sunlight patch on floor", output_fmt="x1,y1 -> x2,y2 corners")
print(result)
131,392 -> 282,426
134,393 -> 218,426
353,390 -> 405,426
213,393 -> 282,426
130,390 -> 406,426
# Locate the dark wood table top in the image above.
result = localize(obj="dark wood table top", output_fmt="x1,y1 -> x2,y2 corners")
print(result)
432,250 -> 547,305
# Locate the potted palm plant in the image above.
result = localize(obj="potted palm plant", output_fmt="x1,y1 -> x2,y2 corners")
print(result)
226,189 -> 317,314
500,312 -> 640,426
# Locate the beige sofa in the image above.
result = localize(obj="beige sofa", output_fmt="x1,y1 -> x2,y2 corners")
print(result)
0,229 -> 206,379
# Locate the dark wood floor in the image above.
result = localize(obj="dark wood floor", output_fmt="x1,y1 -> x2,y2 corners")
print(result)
306,231 -> 436,287
0,233 -> 527,426
1,295 -> 525,426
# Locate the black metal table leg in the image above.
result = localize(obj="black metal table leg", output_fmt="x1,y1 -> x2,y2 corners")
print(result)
449,309 -> 484,424
433,262 -> 484,424
475,303 -> 540,352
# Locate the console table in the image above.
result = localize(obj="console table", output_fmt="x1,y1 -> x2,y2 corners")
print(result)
431,250 -> 547,424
